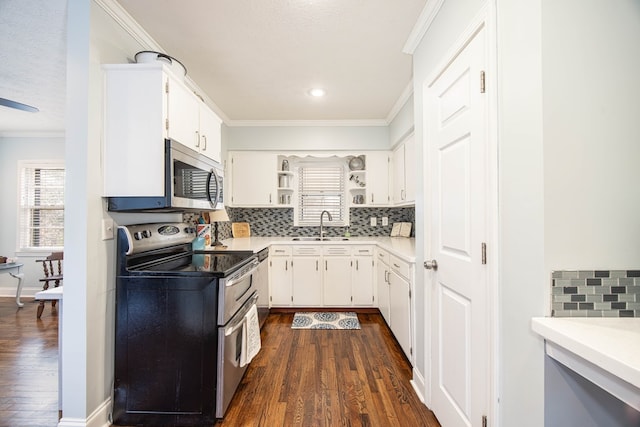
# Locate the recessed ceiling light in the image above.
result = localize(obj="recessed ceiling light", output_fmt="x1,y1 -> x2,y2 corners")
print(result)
308,88 -> 326,97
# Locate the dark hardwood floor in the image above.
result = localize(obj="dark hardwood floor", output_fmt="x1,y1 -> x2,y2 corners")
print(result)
0,298 -> 440,427
0,297 -> 59,427
216,312 -> 440,427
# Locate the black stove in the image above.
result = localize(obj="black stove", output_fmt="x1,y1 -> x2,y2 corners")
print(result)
112,222 -> 257,426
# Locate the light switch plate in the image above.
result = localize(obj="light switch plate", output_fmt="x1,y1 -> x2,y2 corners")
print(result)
101,218 -> 114,240
370,217 -> 377,226
381,216 -> 388,226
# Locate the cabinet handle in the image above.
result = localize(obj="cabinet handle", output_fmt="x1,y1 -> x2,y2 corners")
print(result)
325,260 -> 328,271
393,263 -> 400,269
202,134 -> 207,150
195,130 -> 200,147
356,260 -> 359,270
269,193 -> 272,203
285,260 -> 288,271
401,189 -> 405,200
371,194 -> 374,204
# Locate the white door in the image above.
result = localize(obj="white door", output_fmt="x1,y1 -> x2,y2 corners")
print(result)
425,25 -> 489,427
292,257 -> 322,306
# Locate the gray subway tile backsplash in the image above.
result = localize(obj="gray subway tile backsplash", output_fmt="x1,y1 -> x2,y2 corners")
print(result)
551,269 -> 640,317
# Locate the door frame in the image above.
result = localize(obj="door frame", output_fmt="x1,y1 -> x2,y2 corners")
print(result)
421,2 -> 499,425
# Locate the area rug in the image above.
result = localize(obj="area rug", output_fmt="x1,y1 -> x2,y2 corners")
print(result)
291,312 -> 360,330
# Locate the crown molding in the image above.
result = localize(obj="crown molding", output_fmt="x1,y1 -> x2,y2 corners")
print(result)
385,80 -> 414,124
225,119 -> 389,128
403,0 -> 446,54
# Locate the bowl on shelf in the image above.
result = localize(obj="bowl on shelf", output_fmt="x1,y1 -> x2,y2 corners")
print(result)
348,156 -> 365,171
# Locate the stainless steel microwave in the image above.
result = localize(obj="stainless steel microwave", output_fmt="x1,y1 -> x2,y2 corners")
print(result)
107,139 -> 224,212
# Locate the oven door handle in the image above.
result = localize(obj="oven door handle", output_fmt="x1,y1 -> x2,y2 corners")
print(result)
224,294 -> 258,337
225,262 -> 259,289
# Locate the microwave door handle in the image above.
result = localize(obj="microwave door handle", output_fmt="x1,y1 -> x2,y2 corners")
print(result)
206,168 -> 219,209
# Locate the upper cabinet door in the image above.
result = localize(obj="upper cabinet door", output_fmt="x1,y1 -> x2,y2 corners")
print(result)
365,151 -> 390,206
403,134 -> 416,203
229,152 -> 277,206
198,106 -> 222,163
166,74 -> 200,150
392,143 -> 406,203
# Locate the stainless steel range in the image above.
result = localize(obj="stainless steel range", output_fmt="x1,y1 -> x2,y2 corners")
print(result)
112,222 -> 259,426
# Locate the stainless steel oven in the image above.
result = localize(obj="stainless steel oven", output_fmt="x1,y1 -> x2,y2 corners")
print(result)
113,222 -> 256,426
216,258 -> 260,418
108,139 -> 224,212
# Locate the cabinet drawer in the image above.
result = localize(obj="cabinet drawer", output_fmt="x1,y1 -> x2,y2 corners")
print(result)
389,255 -> 410,280
270,246 -> 292,256
376,249 -> 390,265
293,246 -> 321,256
352,246 -> 374,256
322,246 -> 351,256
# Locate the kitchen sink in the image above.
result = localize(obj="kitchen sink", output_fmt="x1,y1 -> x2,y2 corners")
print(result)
290,237 -> 350,241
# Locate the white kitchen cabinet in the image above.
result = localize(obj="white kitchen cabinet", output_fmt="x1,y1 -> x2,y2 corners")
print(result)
269,246 -> 292,306
197,105 -> 222,163
376,249 -> 391,324
229,152 -> 277,206
364,152 -> 390,206
292,246 -> 322,306
352,246 -> 375,305
322,246 -> 352,306
103,64 -> 222,197
391,133 -> 416,205
388,255 -> 412,361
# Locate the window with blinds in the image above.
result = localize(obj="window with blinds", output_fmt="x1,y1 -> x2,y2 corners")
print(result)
296,163 -> 347,226
18,162 -> 65,250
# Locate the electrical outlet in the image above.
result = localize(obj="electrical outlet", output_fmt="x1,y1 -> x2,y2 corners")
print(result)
102,218 -> 114,240
382,216 -> 389,226
370,217 -> 377,227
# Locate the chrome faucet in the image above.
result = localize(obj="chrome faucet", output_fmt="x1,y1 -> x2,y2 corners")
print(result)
320,210 -> 333,240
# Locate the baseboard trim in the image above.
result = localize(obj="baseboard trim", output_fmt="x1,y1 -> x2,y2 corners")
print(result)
411,367 -> 426,405
58,397 -> 111,427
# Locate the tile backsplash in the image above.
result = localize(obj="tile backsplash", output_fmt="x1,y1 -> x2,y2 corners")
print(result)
185,206 -> 415,240
551,270 -> 640,317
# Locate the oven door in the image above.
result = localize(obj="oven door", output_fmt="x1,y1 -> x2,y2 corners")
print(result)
216,292 -> 258,418
218,258 -> 259,325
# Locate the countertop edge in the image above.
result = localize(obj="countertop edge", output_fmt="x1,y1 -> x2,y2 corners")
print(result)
531,317 -> 640,390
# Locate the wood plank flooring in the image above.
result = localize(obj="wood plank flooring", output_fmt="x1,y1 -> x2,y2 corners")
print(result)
216,312 -> 440,427
0,298 -> 440,427
0,298 -> 59,427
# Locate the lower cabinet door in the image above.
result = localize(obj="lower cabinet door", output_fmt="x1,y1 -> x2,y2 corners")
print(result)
323,257 -> 352,306
389,270 -> 411,360
270,257 -> 292,306
377,261 -> 391,324
292,257 -> 322,306
352,256 -> 374,305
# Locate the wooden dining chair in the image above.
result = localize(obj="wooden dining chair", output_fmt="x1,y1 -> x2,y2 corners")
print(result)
35,251 -> 63,319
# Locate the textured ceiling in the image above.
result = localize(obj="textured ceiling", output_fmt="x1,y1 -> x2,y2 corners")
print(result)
117,0 -> 425,123
0,0 -> 425,133
0,0 -> 67,134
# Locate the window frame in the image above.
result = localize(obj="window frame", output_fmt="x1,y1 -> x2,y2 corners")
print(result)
293,159 -> 349,227
16,160 -> 65,253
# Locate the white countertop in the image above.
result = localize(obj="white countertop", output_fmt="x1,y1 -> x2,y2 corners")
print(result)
532,317 -> 640,410
208,236 -> 416,263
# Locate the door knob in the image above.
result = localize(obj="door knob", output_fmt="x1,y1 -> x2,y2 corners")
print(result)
424,259 -> 438,270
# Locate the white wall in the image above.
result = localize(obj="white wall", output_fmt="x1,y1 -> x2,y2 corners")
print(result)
225,124 -> 389,153
0,136 -> 65,296
542,0 -> 640,270
388,93 -> 414,147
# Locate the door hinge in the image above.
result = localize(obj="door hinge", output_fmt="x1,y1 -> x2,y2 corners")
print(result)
480,71 -> 486,93
351,296 -> 353,302
482,415 -> 488,427
165,118 -> 169,131
410,346 -> 413,355
409,289 -> 412,299
481,242 -> 487,265
165,81 -> 169,94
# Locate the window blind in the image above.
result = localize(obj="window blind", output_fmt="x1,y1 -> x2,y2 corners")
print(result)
18,163 -> 65,249
297,164 -> 346,226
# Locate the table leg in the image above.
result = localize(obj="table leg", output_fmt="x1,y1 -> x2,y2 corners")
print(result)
9,272 -> 25,308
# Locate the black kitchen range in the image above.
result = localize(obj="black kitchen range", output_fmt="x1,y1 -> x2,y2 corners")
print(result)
112,222 -> 262,425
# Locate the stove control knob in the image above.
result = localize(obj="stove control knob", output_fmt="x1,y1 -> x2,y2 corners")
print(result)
142,230 -> 151,238
134,232 -> 142,240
